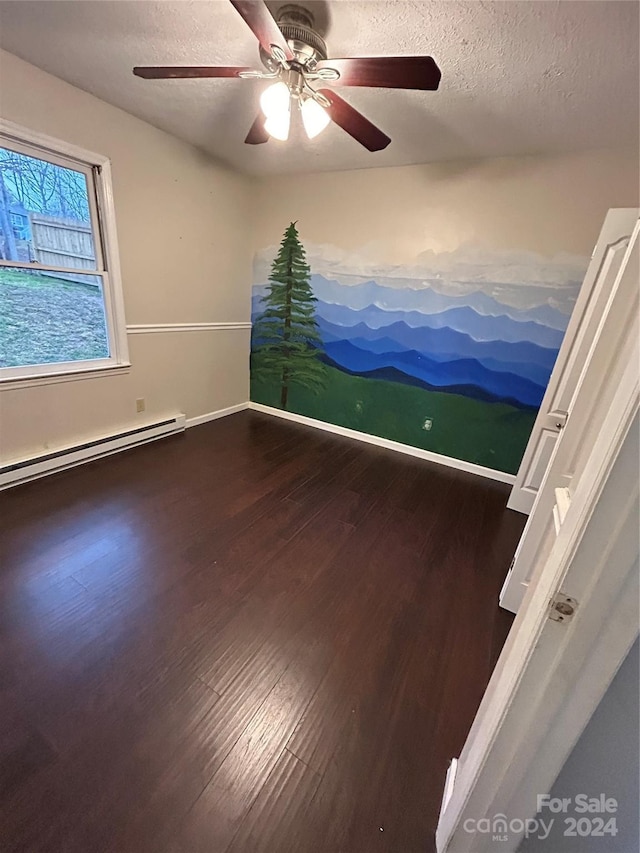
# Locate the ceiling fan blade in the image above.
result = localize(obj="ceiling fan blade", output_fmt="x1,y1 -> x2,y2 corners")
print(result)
229,0 -> 295,62
245,114 -> 269,145
317,90 -> 391,152
133,66 -> 253,79
316,56 -> 441,91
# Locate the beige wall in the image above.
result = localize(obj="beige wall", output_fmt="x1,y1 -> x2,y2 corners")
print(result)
252,150 -> 639,260
0,49 -> 253,463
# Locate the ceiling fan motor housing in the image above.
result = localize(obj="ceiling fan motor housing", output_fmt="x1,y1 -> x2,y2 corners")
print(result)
260,3 -> 328,69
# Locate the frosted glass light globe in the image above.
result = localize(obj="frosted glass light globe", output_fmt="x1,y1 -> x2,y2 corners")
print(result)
264,110 -> 291,141
260,81 -> 291,141
301,97 -> 330,139
260,81 -> 290,118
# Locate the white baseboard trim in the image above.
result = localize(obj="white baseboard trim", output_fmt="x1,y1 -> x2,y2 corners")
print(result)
1,404 -> 248,490
0,414 -> 186,491
185,402 -> 249,428
248,402 -> 516,485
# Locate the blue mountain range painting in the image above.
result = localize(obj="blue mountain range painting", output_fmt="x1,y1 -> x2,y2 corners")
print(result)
251,237 -> 587,475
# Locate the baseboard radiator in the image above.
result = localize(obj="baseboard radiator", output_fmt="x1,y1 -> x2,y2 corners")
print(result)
0,414 -> 186,491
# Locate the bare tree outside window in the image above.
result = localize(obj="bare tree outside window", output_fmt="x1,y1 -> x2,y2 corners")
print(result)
0,147 -> 90,223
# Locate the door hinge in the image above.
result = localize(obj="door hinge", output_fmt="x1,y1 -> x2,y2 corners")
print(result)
549,592 -> 578,623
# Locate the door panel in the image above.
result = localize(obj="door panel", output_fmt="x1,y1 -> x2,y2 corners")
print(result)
548,237 -> 630,414
525,428 -> 558,493
501,214 -> 639,613
507,209 -> 637,515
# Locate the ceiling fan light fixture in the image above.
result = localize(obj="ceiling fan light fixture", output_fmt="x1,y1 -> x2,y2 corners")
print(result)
264,110 -> 291,141
301,96 -> 330,139
260,80 -> 291,140
259,80 -> 290,118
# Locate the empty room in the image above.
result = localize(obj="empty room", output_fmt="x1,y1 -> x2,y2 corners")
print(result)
0,2 -> 638,851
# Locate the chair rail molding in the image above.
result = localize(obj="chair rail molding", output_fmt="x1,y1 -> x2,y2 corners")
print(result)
127,322 -> 251,334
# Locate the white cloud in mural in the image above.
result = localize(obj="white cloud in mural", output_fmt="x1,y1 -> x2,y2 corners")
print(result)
254,242 -> 589,315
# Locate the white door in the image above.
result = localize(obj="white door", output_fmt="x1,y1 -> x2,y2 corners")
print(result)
436,225 -> 639,853
507,208 -> 638,515
500,214 -> 639,613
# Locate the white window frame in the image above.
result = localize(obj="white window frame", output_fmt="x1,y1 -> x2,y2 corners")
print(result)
0,119 -> 130,384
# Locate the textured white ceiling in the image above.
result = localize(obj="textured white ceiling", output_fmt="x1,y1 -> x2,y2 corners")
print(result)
0,0 -> 637,176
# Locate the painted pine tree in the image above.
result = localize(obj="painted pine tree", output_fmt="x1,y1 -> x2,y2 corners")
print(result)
252,222 -> 326,409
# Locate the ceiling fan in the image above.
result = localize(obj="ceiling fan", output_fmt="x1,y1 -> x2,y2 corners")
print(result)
133,0 -> 441,152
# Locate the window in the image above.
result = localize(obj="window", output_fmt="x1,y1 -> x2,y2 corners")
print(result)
0,120 -> 129,382
9,211 -> 30,240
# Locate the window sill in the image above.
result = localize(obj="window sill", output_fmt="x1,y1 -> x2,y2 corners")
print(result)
0,363 -> 131,391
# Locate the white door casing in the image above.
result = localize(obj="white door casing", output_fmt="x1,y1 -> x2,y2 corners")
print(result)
436,224 -> 639,852
500,213 -> 640,613
507,208 -> 638,516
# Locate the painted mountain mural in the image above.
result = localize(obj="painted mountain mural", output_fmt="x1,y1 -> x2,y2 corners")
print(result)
251,226 -> 588,475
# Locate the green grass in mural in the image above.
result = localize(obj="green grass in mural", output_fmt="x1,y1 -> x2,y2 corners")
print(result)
251,362 -> 536,475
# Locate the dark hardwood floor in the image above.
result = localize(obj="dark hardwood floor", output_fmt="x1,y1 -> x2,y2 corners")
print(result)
0,412 -> 524,853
